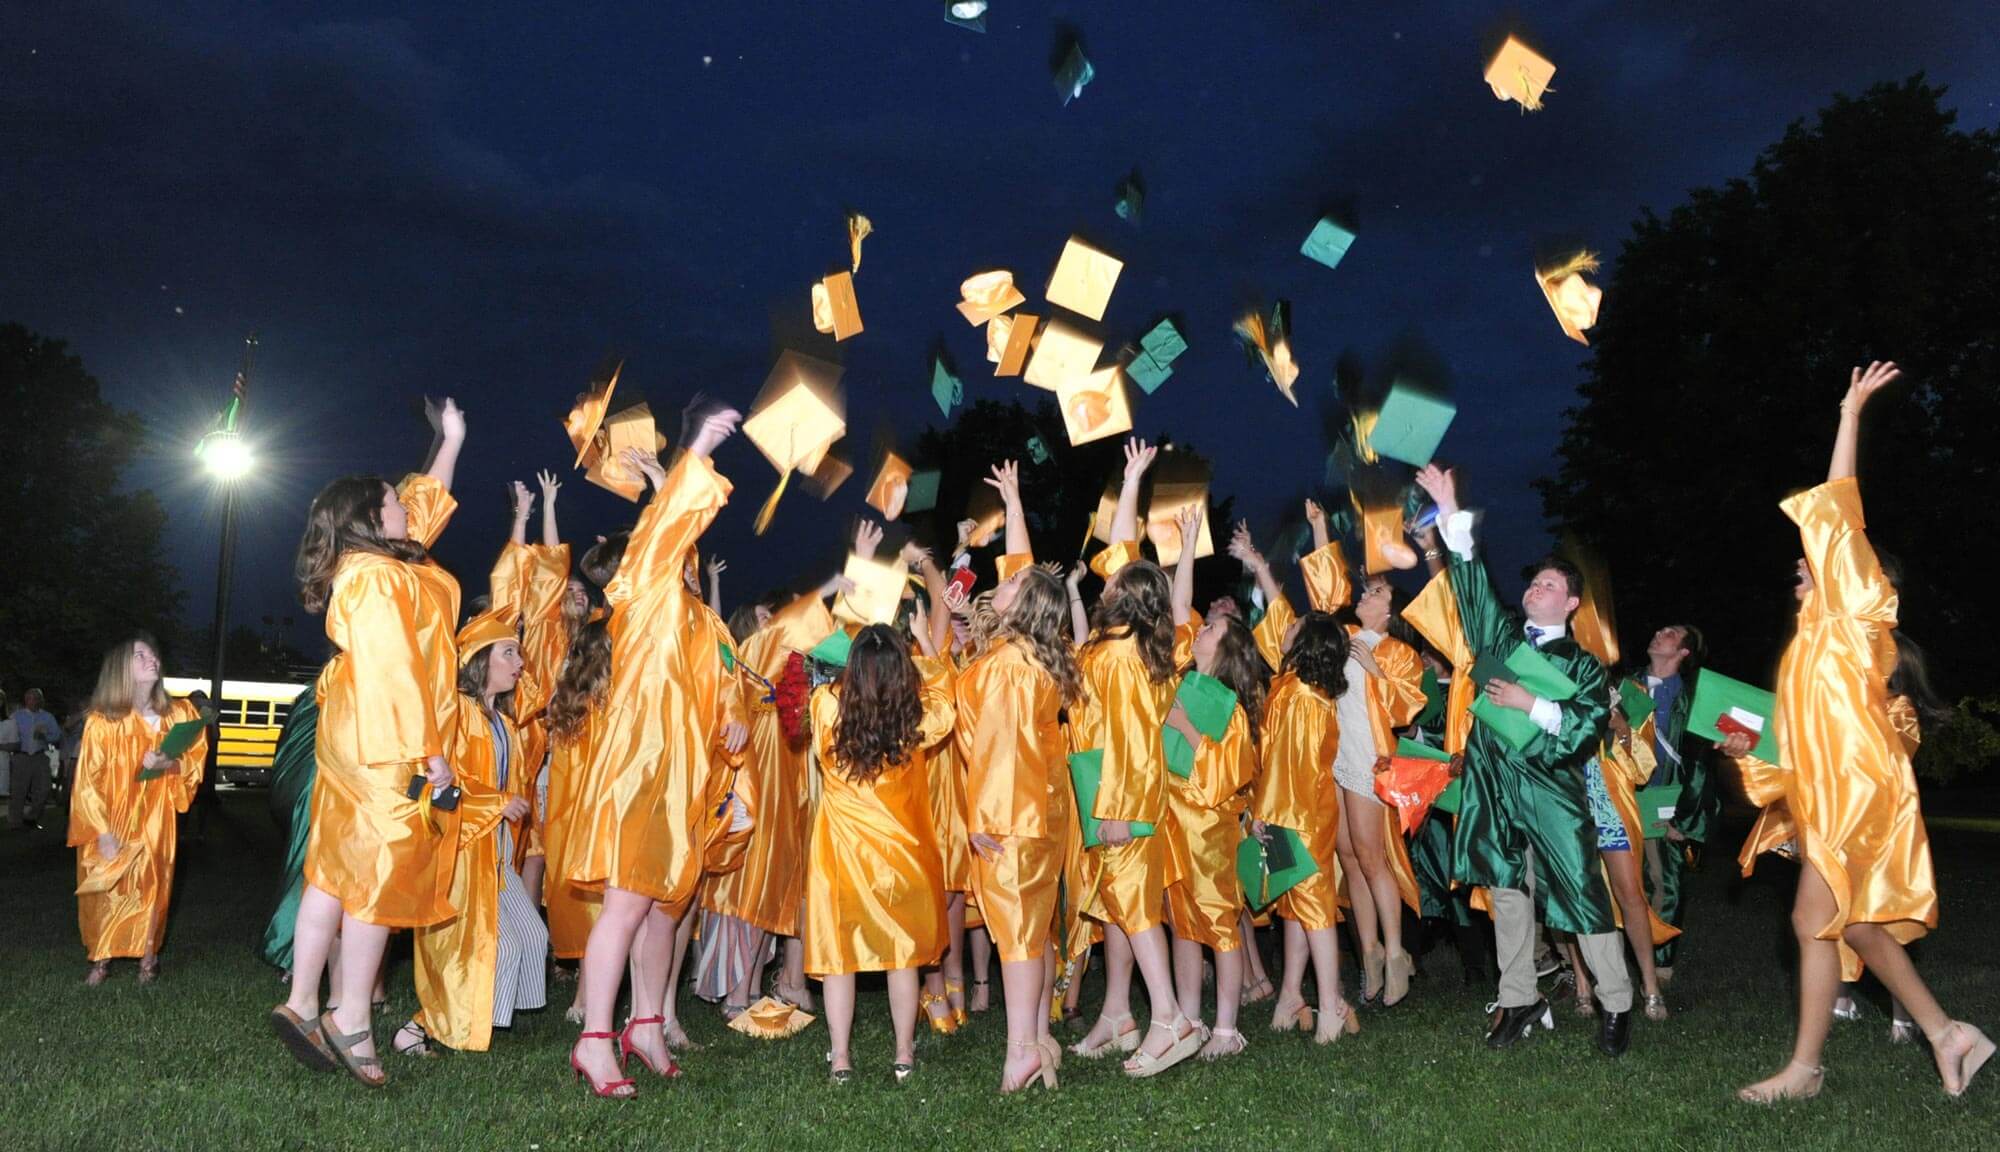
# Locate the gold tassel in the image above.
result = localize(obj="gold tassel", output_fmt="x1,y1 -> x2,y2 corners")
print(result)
753,468 -> 791,535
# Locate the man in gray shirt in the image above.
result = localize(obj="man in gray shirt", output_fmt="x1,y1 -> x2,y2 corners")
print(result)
7,689 -> 61,830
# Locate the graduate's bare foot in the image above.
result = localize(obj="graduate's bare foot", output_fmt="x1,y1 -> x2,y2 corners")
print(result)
999,1039 -> 1043,1093
663,1019 -> 702,1052
1199,1027 -> 1248,1060
1270,993 -> 1311,1033
1737,1060 -> 1824,1104
969,978 -> 990,1013
84,961 -> 111,987
1934,1022 -> 1996,1097
1069,1012 -> 1135,1057
1314,999 -> 1356,1045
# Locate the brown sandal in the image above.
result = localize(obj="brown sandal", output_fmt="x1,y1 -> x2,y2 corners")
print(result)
318,1013 -> 387,1088
269,1006 -> 338,1073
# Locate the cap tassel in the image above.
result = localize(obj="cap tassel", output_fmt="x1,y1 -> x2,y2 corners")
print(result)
1516,66 -> 1550,112
753,468 -> 791,536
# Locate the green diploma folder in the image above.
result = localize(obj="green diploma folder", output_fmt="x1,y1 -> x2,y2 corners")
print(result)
1468,641 -> 1579,751
1619,679 -> 1654,729
1687,670 -> 1780,764
1404,737 -> 1463,814
142,717 -> 208,778
1432,777 -> 1463,815
1235,825 -> 1318,909
1163,671 -> 1237,779
1069,750 -> 1155,849
1635,785 -> 1680,839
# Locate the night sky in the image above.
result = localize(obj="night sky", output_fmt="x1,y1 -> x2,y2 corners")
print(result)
6,2 -> 1998,665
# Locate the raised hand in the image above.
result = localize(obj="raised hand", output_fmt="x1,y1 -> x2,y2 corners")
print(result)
619,446 -> 666,491
955,518 -> 977,552
510,481 -> 534,522
884,477 -> 909,523
1174,503 -> 1204,549
1039,560 -> 1066,579
1121,437 -> 1158,486
1413,464 -> 1458,518
1228,520 -> 1266,571
900,541 -> 932,569
706,555 -> 727,580
1843,360 -> 1902,413
536,469 -> 562,503
854,519 -> 885,562
425,396 -> 466,441
984,460 -> 1022,506
1303,499 -> 1325,531
687,405 -> 742,460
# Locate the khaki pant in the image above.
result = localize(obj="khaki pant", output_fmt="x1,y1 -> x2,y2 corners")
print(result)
1489,847 -> 1632,1012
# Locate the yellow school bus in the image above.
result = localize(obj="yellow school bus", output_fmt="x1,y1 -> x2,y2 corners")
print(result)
164,676 -> 309,784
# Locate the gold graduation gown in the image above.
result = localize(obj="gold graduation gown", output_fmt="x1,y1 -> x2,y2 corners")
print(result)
1165,702 -> 1258,950
1773,478 -> 1935,980
670,599 -> 750,919
545,709 -> 607,958
68,700 -> 207,960
954,613 -> 1075,965
1738,695 -> 1921,876
803,661 -> 955,975
1253,673 -> 1344,930
412,698 -> 529,1051
702,590 -> 831,935
489,541 -> 571,868
566,452 -> 732,905
1596,719 -> 1681,946
926,640 -> 972,893
1299,542 -> 1426,912
307,474 -> 461,927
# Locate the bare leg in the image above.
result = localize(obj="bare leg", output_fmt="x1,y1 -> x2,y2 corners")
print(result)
1077,925 -> 1136,1051
1334,800 -> 1382,1000
1039,944 -> 1060,1045
1171,933 -> 1205,1024
1122,924 -> 1194,1066
662,909 -> 697,1047
1061,947 -> 1085,1017
887,968 -> 920,1066
1739,863 -> 1840,1101
521,856 -> 546,909
1240,910 -> 1272,998
1604,849 -> 1661,999
1841,921 -> 1987,1092
999,956 -> 1045,1090
823,973 -> 856,1074
1305,926 -> 1349,1044
284,885 -> 344,1021
942,893 -> 967,1015
778,936 -> 813,1009
623,904 -> 677,1071
575,887 -> 650,1086
969,926 -> 993,1011
1271,918 -> 1311,1029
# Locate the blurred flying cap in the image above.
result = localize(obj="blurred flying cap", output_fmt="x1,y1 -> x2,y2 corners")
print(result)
1366,381 -> 1457,467
564,357 -> 624,468
1115,170 -> 1144,225
804,449 -> 855,500
943,1 -> 988,33
1145,452 -> 1216,566
1234,302 -> 1299,404
1561,535 -> 1620,667
1536,250 -> 1602,345
1046,235 -> 1123,322
1023,316 -> 1102,391
847,211 -> 873,273
1359,499 -> 1420,574
931,357 -> 964,418
834,553 -> 909,626
965,484 -> 1005,547
1485,36 -> 1555,112
811,270 -> 864,341
744,350 -> 847,475
1052,39 -> 1094,105
996,312 -> 1039,377
1139,317 -> 1187,364
957,270 -> 1026,326
1300,216 -> 1356,271
1056,366 -> 1132,446
904,470 -> 941,515
583,402 -> 660,503
865,451 -> 916,518
807,627 -> 853,668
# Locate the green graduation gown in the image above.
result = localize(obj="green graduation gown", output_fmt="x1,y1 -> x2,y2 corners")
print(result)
259,687 -> 318,971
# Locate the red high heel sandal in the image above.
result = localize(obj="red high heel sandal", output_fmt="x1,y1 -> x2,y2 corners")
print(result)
618,1015 -> 683,1078
570,1033 -> 636,1099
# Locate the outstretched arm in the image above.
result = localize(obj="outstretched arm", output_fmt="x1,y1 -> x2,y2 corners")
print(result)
1064,564 -> 1089,645
706,555 -> 727,616
1170,503 -> 1202,626
1305,498 -> 1329,553
1109,438 -> 1157,546
509,480 -> 532,547
1829,360 -> 1900,483
985,461 -> 1031,558
423,396 -> 466,491
1229,520 -> 1283,607
537,469 -> 562,547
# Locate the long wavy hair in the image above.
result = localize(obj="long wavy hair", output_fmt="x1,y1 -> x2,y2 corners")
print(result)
579,531 -> 630,588
1890,630 -> 1952,732
1208,616 -> 1273,734
1000,568 -> 1082,705
1282,612 -> 1351,701
1085,560 -> 1175,683
296,476 -> 428,614
88,634 -> 170,720
728,600 -> 771,646
546,617 -> 612,742
831,625 -> 924,785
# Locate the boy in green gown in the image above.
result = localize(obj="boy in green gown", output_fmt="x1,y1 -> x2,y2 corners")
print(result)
1415,465 -> 1631,1056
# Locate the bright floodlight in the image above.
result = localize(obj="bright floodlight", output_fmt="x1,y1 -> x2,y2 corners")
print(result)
199,432 -> 253,480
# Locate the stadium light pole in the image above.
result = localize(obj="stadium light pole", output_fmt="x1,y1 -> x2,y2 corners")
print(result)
192,333 -> 256,835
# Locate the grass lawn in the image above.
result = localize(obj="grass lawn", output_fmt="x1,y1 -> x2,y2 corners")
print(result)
1,789 -> 1994,1151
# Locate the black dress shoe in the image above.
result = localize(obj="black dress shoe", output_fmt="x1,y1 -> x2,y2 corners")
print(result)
1597,1009 -> 1632,1057
1485,998 -> 1554,1049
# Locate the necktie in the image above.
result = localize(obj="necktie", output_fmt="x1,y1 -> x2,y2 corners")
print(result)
1525,624 -> 1545,647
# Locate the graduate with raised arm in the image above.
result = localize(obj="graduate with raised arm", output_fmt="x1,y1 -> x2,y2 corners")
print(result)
1732,361 -> 1991,1103
565,407 -> 740,1100
953,459 -> 1078,1094
502,470 -> 574,909
1159,503 -> 1270,1061
1067,439 -> 1201,1078
1412,463 -> 1631,1056
273,397 -> 467,1088
918,518 -> 980,1034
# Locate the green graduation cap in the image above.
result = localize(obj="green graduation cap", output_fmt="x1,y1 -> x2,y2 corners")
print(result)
904,470 -> 941,514
931,359 -> 963,418
1687,670 -> 1780,763
1026,435 -> 1051,464
1053,42 -> 1094,106
1115,172 -> 1143,224
1235,825 -> 1318,910
1367,381 -> 1457,467
1619,679 -> 1654,730
1070,750 -> 1154,849
1125,350 -> 1172,394
1300,216 -> 1356,270
1635,784 -> 1680,838
1468,640 -> 1579,750
1395,736 -> 1452,764
943,1 -> 987,33
1140,318 -> 1187,364
808,628 -> 852,668
1163,671 -> 1238,779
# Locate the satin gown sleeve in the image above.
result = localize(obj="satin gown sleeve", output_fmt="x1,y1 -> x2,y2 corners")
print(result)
339,560 -> 445,766
1299,541 -> 1352,612
67,717 -> 118,848
1252,593 -> 1296,673
1089,540 -> 1143,580
911,654 -> 959,749
1402,570 -> 1477,754
1189,707 -> 1258,809
995,550 -> 1036,583
397,473 -> 458,549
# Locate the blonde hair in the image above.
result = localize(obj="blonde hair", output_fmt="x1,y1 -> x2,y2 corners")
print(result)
88,635 -> 170,720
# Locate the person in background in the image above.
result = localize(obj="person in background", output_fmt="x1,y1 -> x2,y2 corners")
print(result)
8,688 -> 61,829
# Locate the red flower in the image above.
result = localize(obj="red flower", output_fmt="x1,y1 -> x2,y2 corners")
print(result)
774,651 -> 811,746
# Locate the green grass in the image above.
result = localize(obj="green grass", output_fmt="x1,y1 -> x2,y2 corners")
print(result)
1,791 -> 1995,1151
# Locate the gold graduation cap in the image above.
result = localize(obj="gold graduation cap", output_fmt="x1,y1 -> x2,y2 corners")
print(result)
1023,316 -> 1103,391
743,350 -> 847,532
804,450 -> 854,500
583,403 -> 661,503
1536,252 -> 1602,345
866,451 -> 915,518
956,270 -> 1027,326
564,359 -> 623,468
965,484 -> 1006,548
1056,366 -> 1132,446
1564,536 -> 1621,667
1233,308 -> 1300,404
1143,452 -> 1215,566
1485,36 -> 1555,112
1046,235 -> 1123,322
986,315 -> 1012,363
811,270 -> 864,341
996,312 -> 1039,377
1359,499 -> 1420,574
848,211 -> 873,274
833,553 -> 909,626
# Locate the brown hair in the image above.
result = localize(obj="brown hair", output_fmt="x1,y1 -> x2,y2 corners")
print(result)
458,642 -> 520,718
728,601 -> 768,646
830,625 -> 924,785
1209,616 -> 1273,734
1282,612 -> 1351,701
1000,568 -> 1081,705
297,476 -> 428,613
88,635 -> 170,720
546,617 -> 611,742
579,531 -> 630,588
1085,560 -> 1175,683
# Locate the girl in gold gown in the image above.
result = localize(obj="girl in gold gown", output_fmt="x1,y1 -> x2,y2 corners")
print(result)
274,397 -> 466,1088
565,411 -> 742,1100
954,460 -> 1077,1093
807,624 -> 956,1082
70,636 -> 208,985
544,616 -> 611,1023
1734,361 -> 1991,1102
